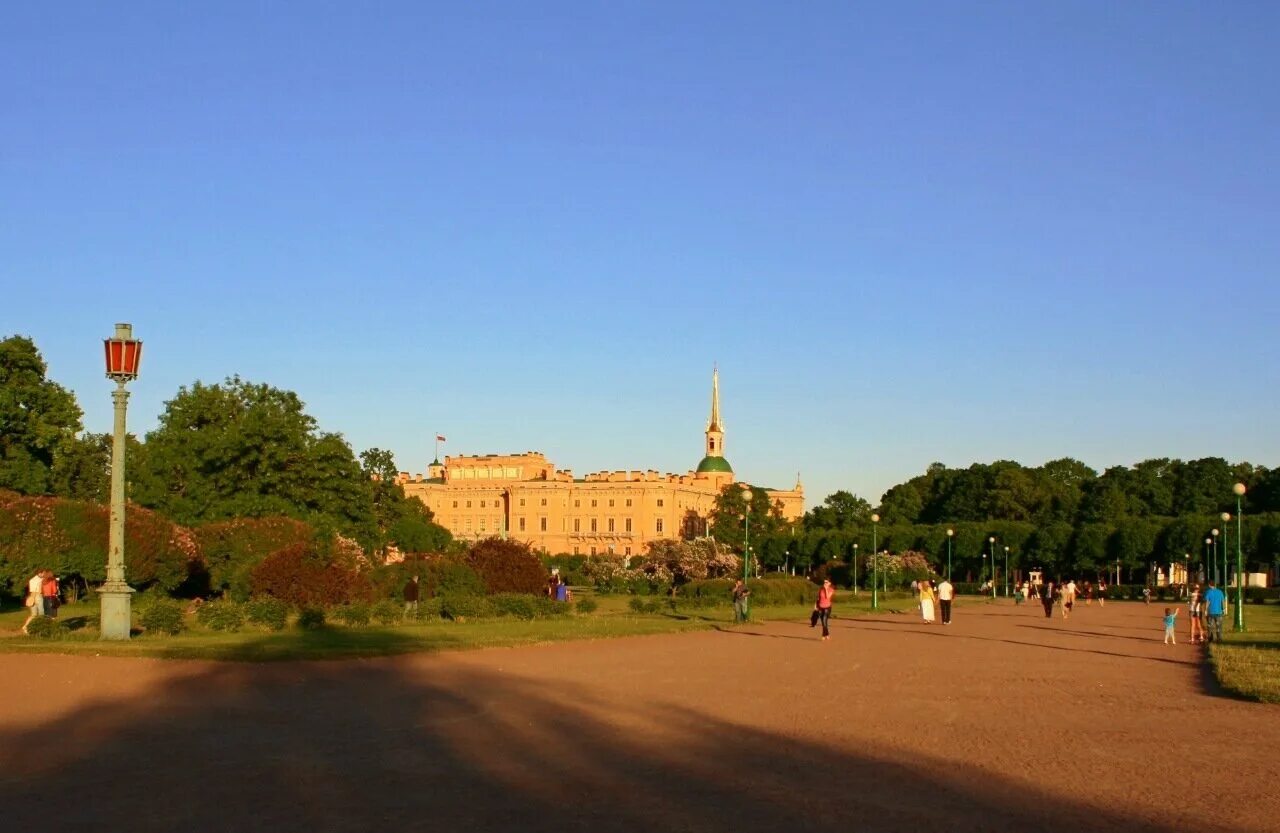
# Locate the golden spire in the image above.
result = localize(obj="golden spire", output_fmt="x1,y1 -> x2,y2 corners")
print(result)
707,365 -> 722,433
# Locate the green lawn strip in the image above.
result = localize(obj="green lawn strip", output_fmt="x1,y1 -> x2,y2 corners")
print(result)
0,594 -> 926,662
1208,604 -> 1280,704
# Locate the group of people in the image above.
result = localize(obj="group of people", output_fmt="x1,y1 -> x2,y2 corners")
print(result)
21,569 -> 61,634
1184,582 -> 1228,644
912,578 -> 955,625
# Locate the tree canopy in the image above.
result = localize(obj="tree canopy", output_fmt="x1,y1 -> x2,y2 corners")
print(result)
0,336 -> 84,494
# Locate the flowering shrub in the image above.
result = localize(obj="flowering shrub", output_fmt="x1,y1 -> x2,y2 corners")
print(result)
250,542 -> 373,606
640,538 -> 740,585
466,538 -> 546,594
192,516 -> 314,600
0,495 -> 197,593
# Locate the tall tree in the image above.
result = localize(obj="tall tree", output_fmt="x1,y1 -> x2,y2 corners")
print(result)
133,376 -> 380,545
803,490 -> 872,530
0,335 -> 84,494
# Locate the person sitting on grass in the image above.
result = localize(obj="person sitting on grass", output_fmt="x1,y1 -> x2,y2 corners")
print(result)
1163,607 -> 1180,645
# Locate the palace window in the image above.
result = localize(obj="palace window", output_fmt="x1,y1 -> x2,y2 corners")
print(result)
625,518 -> 632,533
519,498 -> 525,507
480,500 -> 486,508
465,519 -> 472,530
607,545 -> 615,554
574,500 -> 580,508
625,547 -> 631,556
540,517 -> 548,532
540,498 -> 547,506
590,519 -> 598,532
590,547 -> 597,556
608,518 -> 615,532
479,518 -> 486,532
657,499 -> 664,507
656,519 -> 664,533
452,501 -> 458,509
625,499 -> 632,507
591,499 -> 597,508
519,517 -> 526,532
574,519 -> 581,532
608,499 -> 614,507
573,546 -> 580,555
466,501 -> 472,508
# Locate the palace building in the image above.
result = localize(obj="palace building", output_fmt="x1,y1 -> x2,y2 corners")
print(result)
398,369 -> 803,555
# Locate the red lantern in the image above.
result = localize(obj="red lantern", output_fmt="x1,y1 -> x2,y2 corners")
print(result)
104,323 -> 142,381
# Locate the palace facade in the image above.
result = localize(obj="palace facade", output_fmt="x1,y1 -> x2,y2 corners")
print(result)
398,370 -> 803,555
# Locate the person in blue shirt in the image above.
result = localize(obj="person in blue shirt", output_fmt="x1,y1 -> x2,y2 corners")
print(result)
1203,582 -> 1227,642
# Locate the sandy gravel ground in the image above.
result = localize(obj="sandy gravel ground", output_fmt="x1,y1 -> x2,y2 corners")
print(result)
1,601 -> 1275,833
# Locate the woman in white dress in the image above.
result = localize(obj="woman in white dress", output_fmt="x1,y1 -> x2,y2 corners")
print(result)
919,579 -> 937,623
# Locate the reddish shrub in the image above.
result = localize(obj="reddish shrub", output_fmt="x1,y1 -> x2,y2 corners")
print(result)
250,542 -> 372,607
466,538 -> 547,595
192,516 -> 315,598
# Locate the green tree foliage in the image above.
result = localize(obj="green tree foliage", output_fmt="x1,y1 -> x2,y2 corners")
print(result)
133,377 -> 380,544
48,432 -> 114,502
802,490 -> 871,530
359,447 -> 452,553
0,336 -> 84,495
709,483 -> 790,552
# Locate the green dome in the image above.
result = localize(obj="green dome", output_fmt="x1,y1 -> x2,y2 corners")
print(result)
696,455 -> 734,474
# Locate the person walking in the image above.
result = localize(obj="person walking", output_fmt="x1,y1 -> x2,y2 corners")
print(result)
1096,580 -> 1107,608
732,579 -> 750,624
402,575 -> 420,618
21,569 -> 45,634
919,578 -> 937,624
810,579 -> 835,641
1188,584 -> 1204,644
937,577 -> 954,625
1041,582 -> 1056,619
41,570 -> 60,619
1203,581 -> 1226,642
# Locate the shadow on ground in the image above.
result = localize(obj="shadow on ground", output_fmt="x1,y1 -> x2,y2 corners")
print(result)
0,652 -> 1200,833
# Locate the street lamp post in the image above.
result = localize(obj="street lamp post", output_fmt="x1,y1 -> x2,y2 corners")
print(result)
1004,546 -> 1010,598
852,543 -> 859,595
1234,483 -> 1246,632
1221,512 -> 1232,598
1205,537 -> 1213,584
1184,554 -> 1190,594
871,514 -> 880,611
988,536 -> 997,599
946,528 -> 954,582
741,486 -> 752,619
1212,528 -> 1220,588
101,323 -> 142,640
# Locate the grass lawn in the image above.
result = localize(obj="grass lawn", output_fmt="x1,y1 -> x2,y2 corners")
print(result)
0,590 -> 923,662
1208,603 -> 1280,704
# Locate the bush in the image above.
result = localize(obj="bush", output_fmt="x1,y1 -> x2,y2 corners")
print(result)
244,597 -> 288,631
196,599 -> 245,632
628,597 -> 663,614
534,596 -> 571,618
138,597 -> 185,635
422,559 -> 486,598
492,593 -> 538,620
413,597 -> 444,621
333,603 -> 372,627
371,599 -> 401,625
575,598 -> 599,614
297,606 -> 327,630
440,592 -> 497,621
192,516 -> 314,599
466,538 -> 547,594
250,542 -> 373,607
25,616 -> 63,639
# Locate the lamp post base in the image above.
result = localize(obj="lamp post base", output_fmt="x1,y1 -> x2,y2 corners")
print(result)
98,584 -> 135,640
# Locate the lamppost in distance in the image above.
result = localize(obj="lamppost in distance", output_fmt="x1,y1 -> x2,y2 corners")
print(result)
101,323 -> 142,640
1221,512 -> 1232,594
1212,528 -> 1220,587
741,485 -> 752,619
1205,537 -> 1213,584
871,513 -> 880,611
852,542 -> 859,595
946,528 -> 954,582
1004,545 -> 1010,598
988,536 -> 997,599
1233,483 -> 1246,631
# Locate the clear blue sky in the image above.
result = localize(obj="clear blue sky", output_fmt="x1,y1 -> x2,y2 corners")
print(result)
3,2 -> 1277,507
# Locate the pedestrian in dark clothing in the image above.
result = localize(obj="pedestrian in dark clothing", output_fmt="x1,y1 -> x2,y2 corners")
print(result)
403,576 -> 420,618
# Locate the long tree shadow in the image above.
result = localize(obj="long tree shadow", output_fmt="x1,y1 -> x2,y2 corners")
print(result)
0,651 -> 1246,833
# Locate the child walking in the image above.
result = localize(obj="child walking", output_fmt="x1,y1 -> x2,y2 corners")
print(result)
1163,607 -> 1180,645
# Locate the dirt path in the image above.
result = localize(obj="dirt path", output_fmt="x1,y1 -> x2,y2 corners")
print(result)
1,601 -> 1274,833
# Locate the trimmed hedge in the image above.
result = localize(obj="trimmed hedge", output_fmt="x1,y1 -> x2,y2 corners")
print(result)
138,597 -> 186,635
196,600 -> 245,632
244,597 -> 288,631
